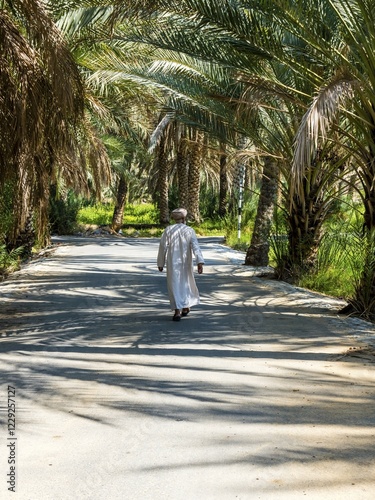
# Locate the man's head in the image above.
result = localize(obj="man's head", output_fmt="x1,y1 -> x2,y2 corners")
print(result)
170,208 -> 187,222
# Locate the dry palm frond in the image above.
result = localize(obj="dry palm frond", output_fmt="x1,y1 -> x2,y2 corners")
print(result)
149,114 -> 174,152
13,0 -> 84,120
0,1 -> 94,246
291,73 -> 356,188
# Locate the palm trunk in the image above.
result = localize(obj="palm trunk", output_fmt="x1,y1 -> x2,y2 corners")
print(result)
7,163 -> 35,253
282,171 -> 332,280
177,133 -> 189,209
349,150 -> 375,318
219,142 -> 229,217
245,156 -> 278,266
187,132 -> 202,223
111,173 -> 128,231
230,135 -> 247,213
156,136 -> 170,224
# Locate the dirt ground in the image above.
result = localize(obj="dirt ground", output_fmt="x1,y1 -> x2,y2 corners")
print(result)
1,235 -> 375,499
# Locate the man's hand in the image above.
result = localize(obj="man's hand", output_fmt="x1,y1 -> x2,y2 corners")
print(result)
158,267 -> 163,272
197,263 -> 203,274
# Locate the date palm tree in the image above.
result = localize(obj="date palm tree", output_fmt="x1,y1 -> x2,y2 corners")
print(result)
245,156 -> 278,266
100,0 -> 304,266
281,0 -> 375,312
53,0 -> 375,312
0,0 -> 116,248
0,0 -> 85,246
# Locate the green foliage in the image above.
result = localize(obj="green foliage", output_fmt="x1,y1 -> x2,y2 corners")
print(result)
0,245 -> 23,278
49,189 -> 83,235
214,192 -> 258,249
269,208 -> 289,276
347,228 -> 375,319
77,203 -> 159,226
191,219 -> 226,238
122,204 -> 159,224
297,231 -> 356,298
199,186 -> 219,219
0,182 -> 15,240
293,213 -> 369,301
223,226 -> 251,251
77,203 -> 114,225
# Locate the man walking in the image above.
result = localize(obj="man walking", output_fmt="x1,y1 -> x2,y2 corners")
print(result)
157,208 -> 204,321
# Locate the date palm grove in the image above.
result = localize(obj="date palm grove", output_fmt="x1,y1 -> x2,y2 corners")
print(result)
1,0 -> 375,318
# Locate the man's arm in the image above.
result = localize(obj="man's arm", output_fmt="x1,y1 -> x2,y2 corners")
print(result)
190,230 -> 204,271
157,229 -> 168,270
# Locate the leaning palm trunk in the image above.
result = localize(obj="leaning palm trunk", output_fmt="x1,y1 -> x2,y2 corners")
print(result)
245,156 -> 278,266
156,136 -> 170,224
187,132 -> 202,223
111,173 -> 128,231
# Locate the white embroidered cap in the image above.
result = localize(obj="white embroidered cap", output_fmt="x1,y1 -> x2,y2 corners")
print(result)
170,208 -> 187,221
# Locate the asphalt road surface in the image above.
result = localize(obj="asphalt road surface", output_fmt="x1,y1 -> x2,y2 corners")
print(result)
1,235 -> 375,499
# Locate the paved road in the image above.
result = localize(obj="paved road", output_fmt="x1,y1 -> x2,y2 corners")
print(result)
0,236 -> 375,499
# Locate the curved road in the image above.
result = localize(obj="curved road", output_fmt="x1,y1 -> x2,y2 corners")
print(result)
0,236 -> 374,499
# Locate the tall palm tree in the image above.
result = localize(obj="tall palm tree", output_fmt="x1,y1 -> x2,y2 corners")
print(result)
186,130 -> 203,222
0,0 -> 85,246
218,142 -> 229,217
176,125 -> 190,209
245,156 -> 278,266
281,0 -> 375,313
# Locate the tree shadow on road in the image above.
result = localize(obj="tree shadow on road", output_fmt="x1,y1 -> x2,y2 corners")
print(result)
1,237 -> 375,494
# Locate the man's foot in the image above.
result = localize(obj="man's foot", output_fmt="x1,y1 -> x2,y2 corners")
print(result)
181,308 -> 190,317
173,310 -> 181,321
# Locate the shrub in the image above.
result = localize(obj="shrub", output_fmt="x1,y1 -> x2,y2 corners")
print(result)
49,189 -> 82,235
0,244 -> 23,278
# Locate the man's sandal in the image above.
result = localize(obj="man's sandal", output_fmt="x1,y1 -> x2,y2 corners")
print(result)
181,308 -> 190,317
173,313 -> 181,321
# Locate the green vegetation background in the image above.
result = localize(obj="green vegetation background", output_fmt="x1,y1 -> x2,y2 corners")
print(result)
76,200 -> 361,301
1,192 -> 363,302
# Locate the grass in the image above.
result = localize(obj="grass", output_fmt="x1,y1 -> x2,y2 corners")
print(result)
77,203 -> 159,226
191,219 -> 227,237
77,203 -> 114,225
225,229 -> 252,251
298,264 -> 355,299
77,201 -> 253,250
296,231 -> 355,298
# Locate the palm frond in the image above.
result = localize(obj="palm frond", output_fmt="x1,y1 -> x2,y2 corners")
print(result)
292,73 -> 357,185
56,6 -> 114,37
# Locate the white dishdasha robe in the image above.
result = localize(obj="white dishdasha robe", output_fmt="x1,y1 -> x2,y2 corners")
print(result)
157,223 -> 205,310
